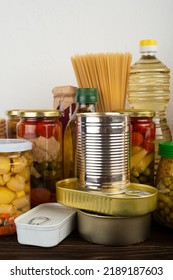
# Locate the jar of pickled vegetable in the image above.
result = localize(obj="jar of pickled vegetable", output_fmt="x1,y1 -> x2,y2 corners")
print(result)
17,109 -> 62,207
130,110 -> 155,186
6,110 -> 20,138
154,141 -> 173,229
0,139 -> 32,235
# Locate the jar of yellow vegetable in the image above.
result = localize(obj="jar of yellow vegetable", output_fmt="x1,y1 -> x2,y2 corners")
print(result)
0,139 -> 32,235
154,141 -> 173,229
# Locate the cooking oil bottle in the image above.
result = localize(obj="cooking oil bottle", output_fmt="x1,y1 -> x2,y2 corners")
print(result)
127,39 -> 172,179
63,88 -> 98,179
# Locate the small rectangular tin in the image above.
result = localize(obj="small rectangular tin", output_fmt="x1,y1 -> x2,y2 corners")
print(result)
15,203 -> 76,247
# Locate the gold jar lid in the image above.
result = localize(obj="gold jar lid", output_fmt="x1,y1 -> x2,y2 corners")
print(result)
6,109 -> 20,117
18,109 -> 61,118
113,109 -> 155,117
128,109 -> 155,118
56,178 -> 158,217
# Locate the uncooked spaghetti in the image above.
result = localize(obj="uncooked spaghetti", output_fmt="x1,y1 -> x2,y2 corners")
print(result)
71,52 -> 132,112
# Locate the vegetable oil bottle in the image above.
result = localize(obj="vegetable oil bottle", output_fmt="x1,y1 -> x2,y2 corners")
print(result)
63,88 -> 98,179
127,39 -> 172,179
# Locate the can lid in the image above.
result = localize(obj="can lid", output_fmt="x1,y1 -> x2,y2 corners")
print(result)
139,39 -> 157,53
6,109 -> 20,117
18,109 -> 61,118
0,139 -> 32,152
159,141 -> 173,158
76,88 -> 98,103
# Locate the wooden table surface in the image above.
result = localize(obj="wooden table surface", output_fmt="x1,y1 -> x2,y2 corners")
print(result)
0,222 -> 173,260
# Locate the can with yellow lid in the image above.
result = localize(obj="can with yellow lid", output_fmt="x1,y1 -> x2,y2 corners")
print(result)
17,109 -> 62,207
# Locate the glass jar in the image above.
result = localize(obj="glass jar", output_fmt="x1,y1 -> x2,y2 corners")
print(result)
6,110 -> 20,138
17,109 -> 62,207
130,110 -> 155,186
154,141 -> 173,229
0,139 -> 32,235
52,85 -> 76,136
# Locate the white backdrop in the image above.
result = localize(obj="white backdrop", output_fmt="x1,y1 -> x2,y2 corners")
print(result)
0,0 -> 173,133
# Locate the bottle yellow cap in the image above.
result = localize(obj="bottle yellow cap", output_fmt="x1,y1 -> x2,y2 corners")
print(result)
140,39 -> 157,46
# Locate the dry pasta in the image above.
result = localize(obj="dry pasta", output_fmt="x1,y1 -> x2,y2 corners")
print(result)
71,52 -> 132,112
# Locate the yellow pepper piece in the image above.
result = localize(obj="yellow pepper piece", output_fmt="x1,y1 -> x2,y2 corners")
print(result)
0,156 -> 11,175
0,187 -> 16,204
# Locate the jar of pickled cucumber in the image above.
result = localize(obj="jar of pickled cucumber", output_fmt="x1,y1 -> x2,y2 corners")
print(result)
6,110 -> 20,138
154,141 -> 173,229
130,110 -> 155,186
0,139 -> 32,235
17,109 -> 62,207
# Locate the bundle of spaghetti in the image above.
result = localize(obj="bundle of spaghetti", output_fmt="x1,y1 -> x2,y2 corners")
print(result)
71,52 -> 132,112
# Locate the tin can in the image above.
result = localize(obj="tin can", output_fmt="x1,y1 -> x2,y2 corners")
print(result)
76,112 -> 130,192
130,110 -> 155,186
6,109 -> 20,138
0,139 -> 32,235
17,109 -> 62,207
77,210 -> 151,246
56,178 -> 158,216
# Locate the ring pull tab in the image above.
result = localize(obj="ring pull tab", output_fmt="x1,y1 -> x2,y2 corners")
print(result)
28,216 -> 49,225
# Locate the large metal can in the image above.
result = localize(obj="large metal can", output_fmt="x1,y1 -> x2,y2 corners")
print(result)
17,109 -> 62,207
76,112 -> 130,192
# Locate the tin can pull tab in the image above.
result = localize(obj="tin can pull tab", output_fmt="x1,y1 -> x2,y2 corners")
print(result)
28,216 -> 49,225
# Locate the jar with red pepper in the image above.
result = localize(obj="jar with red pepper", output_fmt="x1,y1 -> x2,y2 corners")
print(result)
130,110 -> 155,186
17,109 -> 62,207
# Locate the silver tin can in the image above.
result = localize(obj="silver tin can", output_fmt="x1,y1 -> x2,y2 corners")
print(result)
76,112 -> 130,192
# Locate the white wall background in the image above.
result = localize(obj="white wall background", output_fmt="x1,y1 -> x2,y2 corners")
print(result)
0,0 -> 173,132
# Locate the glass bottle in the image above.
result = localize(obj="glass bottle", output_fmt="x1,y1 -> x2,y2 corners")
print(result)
63,88 -> 98,179
127,39 -> 172,176
154,141 -> 173,229
17,109 -> 62,207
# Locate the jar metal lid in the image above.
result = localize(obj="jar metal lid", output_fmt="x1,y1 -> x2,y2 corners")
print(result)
6,109 -> 20,116
0,139 -> 32,152
159,141 -> 173,158
113,109 -> 155,118
18,109 -> 61,118
129,109 -> 155,118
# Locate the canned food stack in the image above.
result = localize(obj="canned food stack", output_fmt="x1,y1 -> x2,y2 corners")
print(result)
76,112 -> 130,192
56,112 -> 158,245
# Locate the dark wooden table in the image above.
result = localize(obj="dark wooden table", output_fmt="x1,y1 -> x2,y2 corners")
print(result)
0,222 -> 173,260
